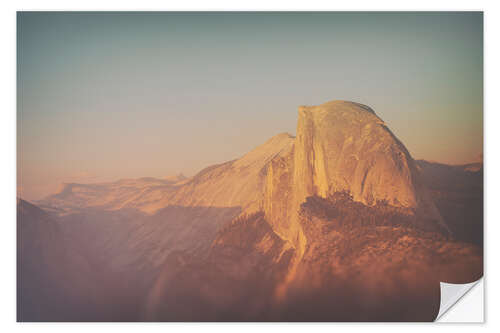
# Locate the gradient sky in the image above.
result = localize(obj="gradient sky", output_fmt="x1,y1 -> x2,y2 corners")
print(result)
17,12 -> 483,200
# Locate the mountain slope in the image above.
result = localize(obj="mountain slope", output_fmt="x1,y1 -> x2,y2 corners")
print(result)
39,133 -> 294,215
17,199 -> 102,321
18,199 -> 157,321
416,160 -> 483,245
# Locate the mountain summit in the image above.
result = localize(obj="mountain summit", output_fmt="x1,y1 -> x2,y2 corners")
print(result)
264,100 -> 450,257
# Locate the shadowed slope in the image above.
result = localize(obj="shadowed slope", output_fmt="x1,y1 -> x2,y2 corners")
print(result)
17,199 -> 102,321
416,160 -> 483,245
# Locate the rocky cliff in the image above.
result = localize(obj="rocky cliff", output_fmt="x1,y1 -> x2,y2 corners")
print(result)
263,100 -> 450,259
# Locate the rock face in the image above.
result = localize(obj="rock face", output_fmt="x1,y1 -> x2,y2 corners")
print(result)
264,100 -> 449,257
294,101 -> 417,207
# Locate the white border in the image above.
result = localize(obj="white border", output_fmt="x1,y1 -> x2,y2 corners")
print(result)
2,1 -> 498,331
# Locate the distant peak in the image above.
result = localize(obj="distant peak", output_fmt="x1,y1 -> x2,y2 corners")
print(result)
54,183 -> 74,195
164,173 -> 188,183
175,173 -> 187,181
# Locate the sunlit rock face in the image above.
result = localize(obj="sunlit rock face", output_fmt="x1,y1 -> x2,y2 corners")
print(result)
264,100 -> 450,256
294,100 -> 419,207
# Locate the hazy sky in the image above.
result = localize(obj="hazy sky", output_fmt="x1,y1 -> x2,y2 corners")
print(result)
17,12 -> 483,200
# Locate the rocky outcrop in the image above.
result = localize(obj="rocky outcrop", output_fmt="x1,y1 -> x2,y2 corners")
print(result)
293,101 -> 418,207
263,101 -> 450,258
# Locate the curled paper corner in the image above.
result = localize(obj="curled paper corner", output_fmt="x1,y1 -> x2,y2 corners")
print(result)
435,278 -> 483,322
